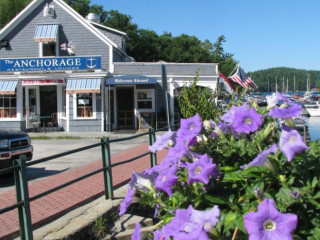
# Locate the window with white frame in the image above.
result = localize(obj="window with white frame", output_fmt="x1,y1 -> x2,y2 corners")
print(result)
137,89 -> 155,112
76,93 -> 93,118
0,93 -> 17,118
42,42 -> 56,56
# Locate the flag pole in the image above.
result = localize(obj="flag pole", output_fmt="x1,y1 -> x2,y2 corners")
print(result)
227,63 -> 239,78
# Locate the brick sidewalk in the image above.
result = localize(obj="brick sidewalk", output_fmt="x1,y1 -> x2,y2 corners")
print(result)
0,143 -> 168,239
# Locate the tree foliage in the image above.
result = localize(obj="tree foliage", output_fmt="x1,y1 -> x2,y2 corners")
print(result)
0,0 -> 237,76
0,0 -> 31,29
249,67 -> 319,92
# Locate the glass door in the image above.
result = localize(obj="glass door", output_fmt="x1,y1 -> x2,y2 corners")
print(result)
116,88 -> 134,129
25,87 -> 39,129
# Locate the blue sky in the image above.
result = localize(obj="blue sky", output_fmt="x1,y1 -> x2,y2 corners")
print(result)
91,0 -> 320,72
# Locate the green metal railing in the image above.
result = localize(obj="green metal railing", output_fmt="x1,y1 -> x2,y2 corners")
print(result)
0,127 -> 168,240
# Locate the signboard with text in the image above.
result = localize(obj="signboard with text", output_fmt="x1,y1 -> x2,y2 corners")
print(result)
0,56 -> 101,72
106,75 -> 157,85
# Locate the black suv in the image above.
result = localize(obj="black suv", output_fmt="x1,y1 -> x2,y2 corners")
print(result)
0,130 -> 33,169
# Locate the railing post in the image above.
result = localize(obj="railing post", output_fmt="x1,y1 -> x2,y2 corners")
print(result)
303,125 -> 307,143
149,128 -> 157,168
13,154 -> 33,240
101,137 -> 114,200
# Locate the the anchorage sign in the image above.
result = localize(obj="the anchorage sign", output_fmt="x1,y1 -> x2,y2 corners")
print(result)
0,56 -> 101,72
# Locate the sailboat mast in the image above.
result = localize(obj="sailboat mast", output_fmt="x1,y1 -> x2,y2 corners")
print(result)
282,75 -> 285,93
294,74 -> 296,92
286,77 -> 289,92
275,76 -> 278,92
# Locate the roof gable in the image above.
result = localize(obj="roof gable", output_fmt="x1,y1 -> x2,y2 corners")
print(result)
0,0 -> 127,57
89,21 -> 129,40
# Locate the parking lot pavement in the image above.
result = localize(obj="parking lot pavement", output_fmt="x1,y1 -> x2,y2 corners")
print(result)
0,134 -> 150,193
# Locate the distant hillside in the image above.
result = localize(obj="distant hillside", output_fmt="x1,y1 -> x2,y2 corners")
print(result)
248,67 -> 319,92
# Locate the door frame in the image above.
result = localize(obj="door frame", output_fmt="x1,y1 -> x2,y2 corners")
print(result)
24,86 -> 40,129
115,86 -> 136,130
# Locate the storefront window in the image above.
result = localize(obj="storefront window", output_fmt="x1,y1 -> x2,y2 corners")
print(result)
0,94 -> 17,118
137,89 -> 155,112
76,93 -> 93,118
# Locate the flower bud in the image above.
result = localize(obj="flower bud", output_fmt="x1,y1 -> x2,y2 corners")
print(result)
279,175 -> 286,184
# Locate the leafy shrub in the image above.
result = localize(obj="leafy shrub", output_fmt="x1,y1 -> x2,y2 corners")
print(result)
120,92 -> 320,240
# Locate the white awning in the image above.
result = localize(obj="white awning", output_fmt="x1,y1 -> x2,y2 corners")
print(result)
66,78 -> 101,94
0,80 -> 18,95
34,24 -> 59,42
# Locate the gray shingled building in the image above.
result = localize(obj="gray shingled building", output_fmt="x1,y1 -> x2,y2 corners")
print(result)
0,0 -> 218,132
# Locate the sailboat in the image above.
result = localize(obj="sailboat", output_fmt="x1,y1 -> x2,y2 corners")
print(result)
304,101 -> 320,117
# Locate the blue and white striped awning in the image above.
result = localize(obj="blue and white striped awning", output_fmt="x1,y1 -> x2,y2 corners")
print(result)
0,80 -> 18,95
34,24 -> 59,42
66,78 -> 101,94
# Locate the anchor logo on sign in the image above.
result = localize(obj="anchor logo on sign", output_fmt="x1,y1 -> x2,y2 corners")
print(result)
86,57 -> 97,69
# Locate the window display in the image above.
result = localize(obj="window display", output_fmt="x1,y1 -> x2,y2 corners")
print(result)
137,89 -> 154,112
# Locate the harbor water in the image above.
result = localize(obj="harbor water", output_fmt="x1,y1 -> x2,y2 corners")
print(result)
305,117 -> 320,141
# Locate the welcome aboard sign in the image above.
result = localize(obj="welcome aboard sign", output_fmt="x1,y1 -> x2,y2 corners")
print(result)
0,56 -> 101,72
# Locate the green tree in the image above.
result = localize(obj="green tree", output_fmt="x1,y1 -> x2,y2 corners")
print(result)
128,29 -> 160,62
0,0 -> 31,29
64,0 -> 91,17
161,34 -> 212,63
211,35 -> 237,76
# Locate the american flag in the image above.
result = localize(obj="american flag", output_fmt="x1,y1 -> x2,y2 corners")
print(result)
229,66 -> 258,89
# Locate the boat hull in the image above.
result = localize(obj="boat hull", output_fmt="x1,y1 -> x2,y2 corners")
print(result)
305,107 -> 320,117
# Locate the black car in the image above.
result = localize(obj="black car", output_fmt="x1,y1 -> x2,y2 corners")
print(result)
0,130 -> 33,169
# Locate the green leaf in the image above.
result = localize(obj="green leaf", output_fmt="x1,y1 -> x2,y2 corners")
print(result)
205,194 -> 228,204
313,192 -> 320,199
220,166 -> 237,172
222,172 -> 245,182
223,212 -> 237,233
162,213 -> 174,225
312,177 -> 318,188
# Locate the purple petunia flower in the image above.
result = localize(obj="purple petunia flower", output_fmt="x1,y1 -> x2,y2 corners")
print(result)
153,230 -> 167,240
244,199 -> 298,240
167,136 -> 194,161
162,206 -> 193,238
241,144 -> 277,170
119,186 -> 135,215
129,171 -> 158,192
266,92 -> 279,108
162,205 -> 219,240
149,130 -> 176,153
232,107 -> 263,134
186,154 -> 218,185
221,103 -> 249,124
268,92 -> 302,119
189,205 -> 220,232
254,186 -> 264,201
174,226 -> 209,240
155,165 -> 179,196
279,125 -> 310,162
131,223 -> 141,240
177,114 -> 202,140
